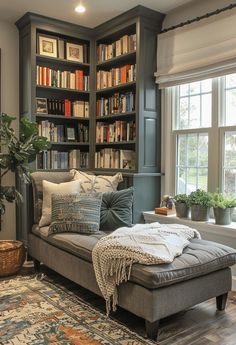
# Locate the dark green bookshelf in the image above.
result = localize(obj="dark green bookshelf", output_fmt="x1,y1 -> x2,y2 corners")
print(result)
16,7 -> 165,243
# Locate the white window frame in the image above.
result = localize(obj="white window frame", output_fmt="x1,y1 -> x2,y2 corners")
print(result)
162,76 -> 236,222
161,78 -> 220,197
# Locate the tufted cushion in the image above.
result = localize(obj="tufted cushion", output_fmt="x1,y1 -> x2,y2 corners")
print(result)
31,171 -> 74,224
31,226 -> 236,290
49,193 -> 102,235
71,169 -> 123,193
100,188 -> 133,231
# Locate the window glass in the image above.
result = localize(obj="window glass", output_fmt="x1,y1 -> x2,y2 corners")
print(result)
223,73 -> 236,126
176,133 -> 208,194
177,80 -> 212,129
223,132 -> 236,195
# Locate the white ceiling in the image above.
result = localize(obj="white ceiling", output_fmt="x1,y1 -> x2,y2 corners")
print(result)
0,0 -> 194,27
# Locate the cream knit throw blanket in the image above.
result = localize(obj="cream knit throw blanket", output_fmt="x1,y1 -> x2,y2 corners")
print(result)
92,222 -> 201,315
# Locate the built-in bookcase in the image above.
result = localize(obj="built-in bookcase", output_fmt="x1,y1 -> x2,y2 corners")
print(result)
35,29 -> 91,170
16,7 -> 165,244
95,25 -> 137,171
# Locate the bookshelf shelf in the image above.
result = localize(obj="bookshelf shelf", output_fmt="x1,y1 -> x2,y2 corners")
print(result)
95,141 -> 135,146
95,111 -> 135,120
96,81 -> 136,94
50,142 -> 89,146
36,54 -> 90,68
36,85 -> 89,94
36,114 -> 90,121
96,51 -> 136,68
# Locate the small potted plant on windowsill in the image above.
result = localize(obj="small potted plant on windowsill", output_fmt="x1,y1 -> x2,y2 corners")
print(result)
0,113 -> 50,276
189,189 -> 212,221
210,192 -> 236,225
174,193 -> 190,218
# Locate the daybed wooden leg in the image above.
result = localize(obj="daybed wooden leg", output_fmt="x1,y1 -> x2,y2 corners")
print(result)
216,292 -> 228,311
33,259 -> 41,272
145,320 -> 159,340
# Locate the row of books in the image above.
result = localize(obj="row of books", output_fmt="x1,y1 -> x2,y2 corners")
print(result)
97,34 -> 136,62
96,121 -> 136,143
38,121 -> 89,143
37,150 -> 89,170
96,92 -> 135,116
97,64 -> 136,90
36,66 -> 89,91
95,149 -> 135,170
36,98 -> 89,117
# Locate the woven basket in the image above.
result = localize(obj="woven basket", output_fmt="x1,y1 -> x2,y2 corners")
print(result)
0,240 -> 26,277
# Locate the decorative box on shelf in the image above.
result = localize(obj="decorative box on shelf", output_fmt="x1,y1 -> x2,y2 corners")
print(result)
155,207 -> 176,216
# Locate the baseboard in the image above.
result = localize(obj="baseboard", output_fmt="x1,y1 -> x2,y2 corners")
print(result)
232,276 -> 236,291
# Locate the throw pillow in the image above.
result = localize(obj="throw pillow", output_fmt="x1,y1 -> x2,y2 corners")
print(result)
100,187 -> 133,232
39,180 -> 81,227
48,193 -> 102,235
71,169 -> 123,193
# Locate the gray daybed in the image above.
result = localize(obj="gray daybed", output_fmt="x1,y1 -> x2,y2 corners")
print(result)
29,171 -> 236,340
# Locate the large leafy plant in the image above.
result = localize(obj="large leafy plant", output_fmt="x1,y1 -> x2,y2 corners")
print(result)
0,113 -> 50,216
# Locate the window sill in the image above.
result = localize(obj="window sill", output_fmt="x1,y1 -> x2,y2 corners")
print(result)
143,211 -> 236,239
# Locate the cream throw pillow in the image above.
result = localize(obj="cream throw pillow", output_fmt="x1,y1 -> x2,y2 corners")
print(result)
39,180 -> 81,227
70,170 -> 123,193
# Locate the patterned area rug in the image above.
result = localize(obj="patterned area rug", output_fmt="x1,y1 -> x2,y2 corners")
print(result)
0,275 -> 154,345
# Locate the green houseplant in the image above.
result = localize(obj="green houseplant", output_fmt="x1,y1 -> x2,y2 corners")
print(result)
0,113 -> 50,216
174,193 -> 190,218
0,113 -> 50,276
210,192 -> 236,225
189,189 -> 212,221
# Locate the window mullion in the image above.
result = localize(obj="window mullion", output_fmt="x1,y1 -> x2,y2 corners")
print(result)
207,78 -> 219,193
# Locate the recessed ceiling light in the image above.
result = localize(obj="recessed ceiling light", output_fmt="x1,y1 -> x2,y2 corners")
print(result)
75,4 -> 86,13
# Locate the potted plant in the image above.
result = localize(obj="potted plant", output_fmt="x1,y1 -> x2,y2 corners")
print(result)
189,189 -> 212,221
210,192 -> 236,225
174,193 -> 190,218
0,113 -> 50,276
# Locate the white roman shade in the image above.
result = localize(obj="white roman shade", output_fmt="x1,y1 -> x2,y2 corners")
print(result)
155,8 -> 236,88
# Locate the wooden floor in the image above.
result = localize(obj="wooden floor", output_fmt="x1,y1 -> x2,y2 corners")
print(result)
19,264 -> 236,345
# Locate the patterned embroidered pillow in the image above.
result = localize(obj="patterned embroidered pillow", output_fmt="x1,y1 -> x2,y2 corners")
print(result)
48,193 -> 102,235
70,169 -> 123,193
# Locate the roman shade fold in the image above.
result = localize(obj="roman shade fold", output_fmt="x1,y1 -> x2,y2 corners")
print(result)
155,8 -> 236,88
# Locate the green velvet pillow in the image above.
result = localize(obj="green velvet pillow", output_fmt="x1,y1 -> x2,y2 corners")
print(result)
100,187 -> 133,232
48,193 -> 102,235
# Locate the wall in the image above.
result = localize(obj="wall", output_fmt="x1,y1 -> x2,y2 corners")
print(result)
163,0 -> 234,28
0,21 -> 19,240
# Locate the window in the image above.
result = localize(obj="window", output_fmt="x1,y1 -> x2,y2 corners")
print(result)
163,73 -> 236,198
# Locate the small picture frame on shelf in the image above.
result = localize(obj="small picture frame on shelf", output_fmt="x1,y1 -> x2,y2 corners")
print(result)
36,98 -> 48,114
66,127 -> 76,141
66,42 -> 83,62
38,35 -> 58,58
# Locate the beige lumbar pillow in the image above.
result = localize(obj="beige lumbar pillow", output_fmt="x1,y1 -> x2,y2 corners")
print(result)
39,180 -> 81,227
70,170 -> 123,193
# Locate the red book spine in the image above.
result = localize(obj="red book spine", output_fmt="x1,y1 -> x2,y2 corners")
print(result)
64,99 -> 70,117
78,70 -> 84,91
